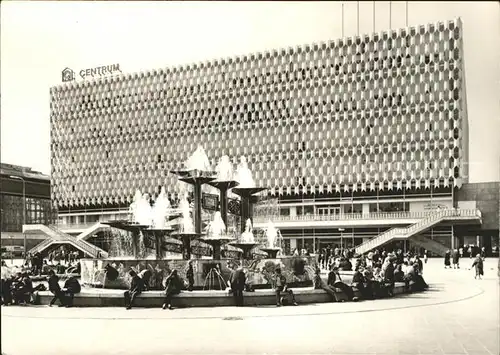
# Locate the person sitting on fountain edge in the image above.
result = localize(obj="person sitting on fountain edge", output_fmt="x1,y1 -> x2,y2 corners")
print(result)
124,270 -> 144,310
274,268 -> 298,307
62,275 -> 81,307
163,270 -> 182,310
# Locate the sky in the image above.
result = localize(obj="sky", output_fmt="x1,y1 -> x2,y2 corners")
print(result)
1,1 -> 499,182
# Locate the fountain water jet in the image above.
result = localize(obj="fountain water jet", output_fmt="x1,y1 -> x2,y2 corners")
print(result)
230,218 -> 260,260
153,187 -> 171,229
261,220 -> 282,258
201,211 -> 235,260
234,156 -> 255,188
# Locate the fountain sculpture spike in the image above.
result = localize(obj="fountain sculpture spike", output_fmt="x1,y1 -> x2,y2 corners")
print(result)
208,155 -> 239,227
232,156 -> 268,233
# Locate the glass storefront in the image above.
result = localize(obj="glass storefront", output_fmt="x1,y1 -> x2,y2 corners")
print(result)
1,195 -> 55,232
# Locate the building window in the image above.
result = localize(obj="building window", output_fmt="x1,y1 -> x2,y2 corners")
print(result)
280,207 -> 290,216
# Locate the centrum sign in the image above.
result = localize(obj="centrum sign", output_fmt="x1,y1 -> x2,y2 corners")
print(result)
61,64 -> 122,82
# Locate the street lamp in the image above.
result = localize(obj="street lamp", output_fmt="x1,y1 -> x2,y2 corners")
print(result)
339,228 -> 345,251
9,175 -> 26,259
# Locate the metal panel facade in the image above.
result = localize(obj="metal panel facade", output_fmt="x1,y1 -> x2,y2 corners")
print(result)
50,19 -> 468,208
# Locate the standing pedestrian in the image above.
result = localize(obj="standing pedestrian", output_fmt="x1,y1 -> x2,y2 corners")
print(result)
471,254 -> 484,280
228,264 -> 246,307
444,250 -> 451,269
452,249 -> 460,269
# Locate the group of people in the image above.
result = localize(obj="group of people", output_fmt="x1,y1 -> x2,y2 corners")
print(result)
318,247 -> 356,271
1,259 -> 82,307
1,261 -> 38,306
24,248 -> 82,277
121,261 -> 300,310
314,249 -> 428,302
121,262 -> 194,310
444,248 -> 485,279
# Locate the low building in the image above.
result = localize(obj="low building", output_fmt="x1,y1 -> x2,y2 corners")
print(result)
0,163 -> 54,255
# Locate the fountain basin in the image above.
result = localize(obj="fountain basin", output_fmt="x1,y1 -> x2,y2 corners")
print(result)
32,280 -> 422,307
81,256 -> 318,290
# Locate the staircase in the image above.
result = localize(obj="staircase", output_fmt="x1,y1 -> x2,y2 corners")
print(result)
76,223 -> 110,241
410,234 -> 450,256
25,224 -> 108,258
355,209 -> 482,255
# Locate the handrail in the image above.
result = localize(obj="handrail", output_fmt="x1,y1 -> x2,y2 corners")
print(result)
28,224 -> 107,258
355,209 -> 481,254
253,211 -> 434,223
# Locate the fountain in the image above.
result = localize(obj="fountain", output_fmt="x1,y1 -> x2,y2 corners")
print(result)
143,187 -> 177,259
230,219 -> 260,260
81,147 -> 317,293
170,146 -> 216,235
200,211 -> 235,260
171,191 -> 201,259
232,156 -> 267,232
207,155 -> 239,226
261,220 -> 282,259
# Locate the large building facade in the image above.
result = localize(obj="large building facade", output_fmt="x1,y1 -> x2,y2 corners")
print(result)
0,163 -> 54,255
47,18 -> 497,256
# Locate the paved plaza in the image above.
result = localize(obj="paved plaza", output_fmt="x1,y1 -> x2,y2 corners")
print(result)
1,258 -> 499,355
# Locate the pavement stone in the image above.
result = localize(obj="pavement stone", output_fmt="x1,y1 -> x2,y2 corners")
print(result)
1,258 -> 498,355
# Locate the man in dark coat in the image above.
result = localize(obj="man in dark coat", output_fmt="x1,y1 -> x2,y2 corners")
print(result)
186,261 -> 194,291
444,250 -> 451,268
48,270 -> 66,307
452,249 -> 460,269
162,270 -> 182,310
62,276 -> 81,307
383,259 -> 395,296
351,267 -> 368,299
228,265 -> 246,307
124,270 -> 144,310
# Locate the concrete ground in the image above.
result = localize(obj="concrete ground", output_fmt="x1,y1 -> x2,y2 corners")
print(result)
1,258 -> 499,355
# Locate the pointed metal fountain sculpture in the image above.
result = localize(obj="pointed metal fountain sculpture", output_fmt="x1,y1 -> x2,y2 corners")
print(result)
231,156 -> 267,232
170,146 -> 216,238
207,155 -> 239,227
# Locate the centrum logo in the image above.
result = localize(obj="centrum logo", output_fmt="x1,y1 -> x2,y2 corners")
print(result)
61,64 -> 122,82
61,67 -> 75,82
